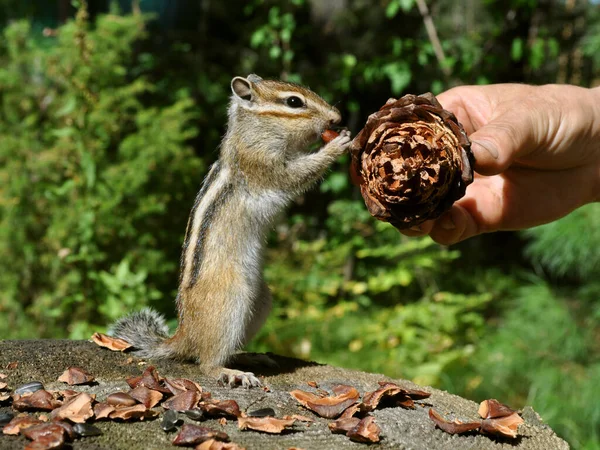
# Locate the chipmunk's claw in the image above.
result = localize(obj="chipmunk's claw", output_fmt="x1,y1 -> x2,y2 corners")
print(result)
217,368 -> 262,389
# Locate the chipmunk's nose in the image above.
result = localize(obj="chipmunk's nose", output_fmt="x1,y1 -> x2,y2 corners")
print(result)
329,107 -> 342,125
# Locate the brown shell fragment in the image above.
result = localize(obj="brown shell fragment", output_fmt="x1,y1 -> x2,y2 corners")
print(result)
50,392 -> 94,423
199,399 -> 241,418
346,416 -> 381,443
361,381 -> 430,411
328,417 -> 361,434
22,423 -> 68,442
289,385 -> 359,419
93,402 -> 116,420
134,366 -> 171,394
0,381 -> 7,390
172,424 -> 229,446
57,367 -> 95,386
12,390 -> 62,412
108,404 -> 158,421
129,386 -> 163,408
3,416 -> 43,435
349,93 -> 474,230
478,399 -> 517,419
91,332 -> 132,351
25,432 -> 66,450
163,391 -> 200,412
163,378 -> 203,395
237,416 -> 296,434
196,439 -> 245,450
480,413 -> 524,439
428,408 -> 481,435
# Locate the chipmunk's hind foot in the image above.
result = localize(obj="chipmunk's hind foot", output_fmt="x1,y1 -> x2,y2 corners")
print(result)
217,368 -> 262,389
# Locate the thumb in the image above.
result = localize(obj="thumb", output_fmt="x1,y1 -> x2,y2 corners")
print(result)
468,109 -> 537,176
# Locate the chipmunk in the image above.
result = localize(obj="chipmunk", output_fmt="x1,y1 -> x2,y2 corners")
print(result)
111,74 -> 351,387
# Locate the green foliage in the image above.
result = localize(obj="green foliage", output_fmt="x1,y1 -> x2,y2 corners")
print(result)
524,204 -> 600,280
0,9 -> 203,338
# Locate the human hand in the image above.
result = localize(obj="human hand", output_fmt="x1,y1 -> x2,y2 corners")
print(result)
401,83 -> 600,245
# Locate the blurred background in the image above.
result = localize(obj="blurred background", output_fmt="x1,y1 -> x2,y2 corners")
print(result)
0,0 -> 599,447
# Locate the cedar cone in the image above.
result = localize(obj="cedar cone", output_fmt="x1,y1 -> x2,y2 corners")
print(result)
349,93 -> 475,230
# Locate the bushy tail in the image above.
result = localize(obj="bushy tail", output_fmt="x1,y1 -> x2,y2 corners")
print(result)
109,308 -> 175,359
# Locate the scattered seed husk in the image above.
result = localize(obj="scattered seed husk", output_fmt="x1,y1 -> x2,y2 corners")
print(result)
13,390 -> 62,412
6,362 -> 18,370
284,414 -> 314,423
328,417 -> 361,434
196,439 -> 245,450
289,385 -> 359,419
199,399 -> 241,418
346,416 -> 381,443
161,409 -> 181,432
361,381 -> 430,412
129,386 -> 163,408
72,422 -> 103,437
106,392 -> 138,407
0,382 -> 7,390
24,431 -> 65,450
172,423 -> 229,446
57,367 -> 95,386
237,416 -> 296,434
2,415 -> 43,435
15,382 -> 44,396
93,402 -> 116,420
127,366 -> 171,394
163,390 -> 200,412
91,332 -> 132,351
57,390 -> 79,401
163,378 -> 203,395
50,392 -> 94,423
480,413 -> 524,439
52,421 -> 74,440
0,373 -> 7,379
428,408 -> 481,435
108,404 -> 158,421
247,407 -> 275,418
22,423 -> 68,442
478,399 -> 516,420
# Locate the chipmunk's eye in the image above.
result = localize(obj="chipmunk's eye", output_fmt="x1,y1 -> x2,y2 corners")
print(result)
286,96 -> 305,108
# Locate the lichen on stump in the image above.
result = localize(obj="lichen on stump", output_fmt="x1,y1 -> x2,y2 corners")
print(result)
350,93 -> 475,230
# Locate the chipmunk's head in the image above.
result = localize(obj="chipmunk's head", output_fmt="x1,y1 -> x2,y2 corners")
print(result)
229,74 -> 341,148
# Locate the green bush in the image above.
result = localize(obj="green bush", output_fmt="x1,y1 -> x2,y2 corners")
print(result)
0,10 -> 203,338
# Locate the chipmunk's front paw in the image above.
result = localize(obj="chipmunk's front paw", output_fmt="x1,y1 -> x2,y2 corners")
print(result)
323,129 -> 351,157
217,368 -> 262,389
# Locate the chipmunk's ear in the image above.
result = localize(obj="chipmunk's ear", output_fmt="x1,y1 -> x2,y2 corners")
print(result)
231,76 -> 255,102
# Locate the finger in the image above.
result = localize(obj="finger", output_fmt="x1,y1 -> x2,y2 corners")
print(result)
467,107 -> 539,176
398,220 -> 435,237
428,164 -> 596,245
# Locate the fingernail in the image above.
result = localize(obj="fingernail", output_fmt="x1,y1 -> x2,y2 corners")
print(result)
472,140 -> 499,159
439,214 -> 456,230
409,225 -> 421,232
